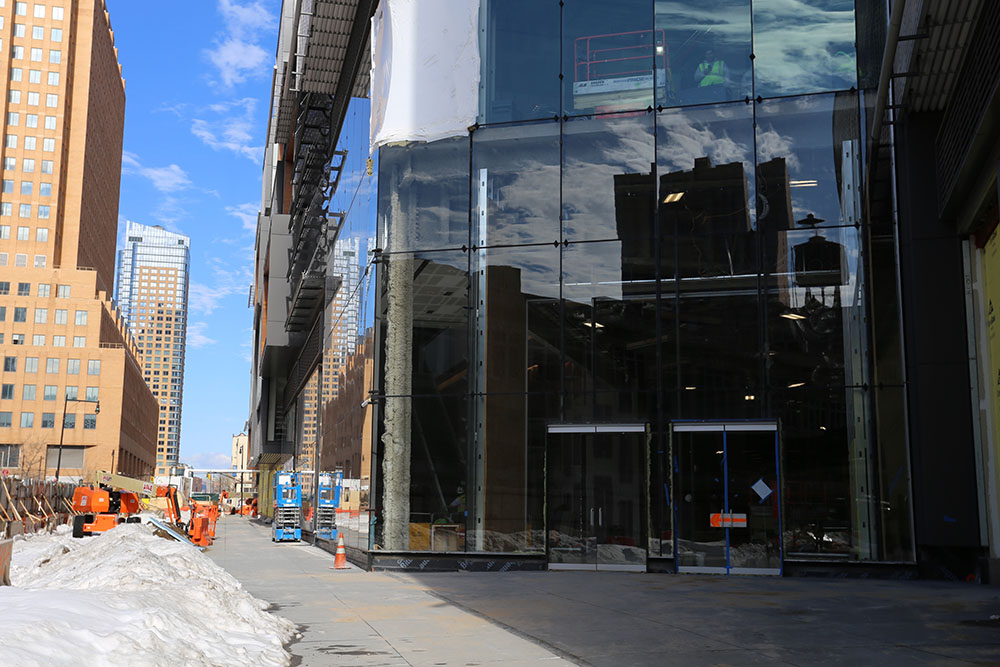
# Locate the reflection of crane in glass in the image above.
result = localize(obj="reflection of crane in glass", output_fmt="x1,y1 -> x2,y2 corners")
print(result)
573,29 -> 670,111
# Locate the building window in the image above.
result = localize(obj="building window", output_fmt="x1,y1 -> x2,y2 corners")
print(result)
0,282 -> 9,295
13,23 -> 25,38
42,385 -> 56,400
45,93 -> 56,107
40,412 -> 54,429
45,444 -> 83,468
87,360 -> 100,375
66,358 -> 79,374
48,49 -> 59,64
43,116 -> 55,130
37,284 -> 49,297
3,158 -> 15,171
26,91 -> 38,106
0,384 -> 13,400
16,226 -> 28,240
0,413 -> 11,428
14,254 -> 26,267
74,310 -> 87,326
72,336 -> 84,347
31,334 -> 43,345
18,205 -> 30,218
20,412 -> 33,428
15,3 -> 27,16
45,358 -> 58,373
39,182 -> 50,196
29,47 -> 41,62
20,180 -> 32,195
40,160 -> 52,174
52,335 -> 64,346
37,205 -> 49,219
28,69 -> 40,83
22,384 -> 34,400
22,158 -> 34,172
62,413 -> 74,429
25,114 -> 37,128
35,227 -> 47,242
24,357 -> 37,373
1,181 -> 11,194
56,284 -> 69,298
34,5 -> 45,18
49,28 -> 61,42
83,414 -> 96,430
42,137 -> 53,151
46,72 -> 57,86
9,90 -> 21,104
12,46 -> 23,60
10,68 -> 21,82
52,7 -> 63,21
64,385 -> 76,400
5,135 -> 16,149
11,334 -> 24,345
85,386 -> 98,401
14,307 -> 27,322
33,254 -> 45,268
34,308 -> 46,323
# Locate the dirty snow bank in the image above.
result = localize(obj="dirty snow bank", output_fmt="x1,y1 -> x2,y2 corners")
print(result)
1,523 -> 296,666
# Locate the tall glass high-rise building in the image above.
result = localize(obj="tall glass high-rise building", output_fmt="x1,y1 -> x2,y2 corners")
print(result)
115,221 -> 190,477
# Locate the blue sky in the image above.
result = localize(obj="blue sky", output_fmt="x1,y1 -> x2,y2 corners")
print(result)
106,0 -> 281,470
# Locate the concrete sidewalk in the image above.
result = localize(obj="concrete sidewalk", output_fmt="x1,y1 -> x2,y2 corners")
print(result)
207,517 -> 568,666
210,517 -> 1000,666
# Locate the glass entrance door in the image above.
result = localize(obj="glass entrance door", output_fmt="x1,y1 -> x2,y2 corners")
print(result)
546,425 -> 648,571
672,422 -> 782,575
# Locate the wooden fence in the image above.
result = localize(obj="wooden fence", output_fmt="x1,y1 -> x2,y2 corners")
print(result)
0,474 -> 80,539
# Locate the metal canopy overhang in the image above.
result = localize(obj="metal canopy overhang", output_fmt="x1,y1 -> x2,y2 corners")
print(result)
273,0 -> 372,145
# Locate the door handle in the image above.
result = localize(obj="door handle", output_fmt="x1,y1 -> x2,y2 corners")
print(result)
590,508 -> 594,526
598,507 -> 603,526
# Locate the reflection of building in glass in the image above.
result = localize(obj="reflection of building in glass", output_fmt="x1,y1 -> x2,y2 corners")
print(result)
251,0 -> 1000,580
115,222 -> 191,478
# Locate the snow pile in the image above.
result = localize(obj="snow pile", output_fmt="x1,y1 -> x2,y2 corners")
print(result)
1,523 -> 296,666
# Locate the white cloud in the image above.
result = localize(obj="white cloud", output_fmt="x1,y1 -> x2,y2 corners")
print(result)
122,152 -> 192,193
191,98 -> 263,162
205,0 -> 276,88
184,451 -> 233,469
190,256 -> 253,316
187,322 -> 217,348
226,202 -> 259,232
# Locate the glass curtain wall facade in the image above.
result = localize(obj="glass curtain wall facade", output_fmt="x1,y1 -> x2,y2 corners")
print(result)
372,0 -> 913,565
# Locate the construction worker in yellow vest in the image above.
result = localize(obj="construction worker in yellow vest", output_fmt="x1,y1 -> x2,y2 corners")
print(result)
695,49 -> 727,88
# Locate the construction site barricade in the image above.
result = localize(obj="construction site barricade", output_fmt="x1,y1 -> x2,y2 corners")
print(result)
0,538 -> 11,585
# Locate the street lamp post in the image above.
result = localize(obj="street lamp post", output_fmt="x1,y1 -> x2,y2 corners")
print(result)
54,396 -> 100,484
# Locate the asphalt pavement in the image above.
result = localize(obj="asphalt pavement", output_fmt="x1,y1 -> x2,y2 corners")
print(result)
209,517 -> 1000,666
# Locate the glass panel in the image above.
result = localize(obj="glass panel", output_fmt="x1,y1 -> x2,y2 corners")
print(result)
468,392 -> 553,552
379,249 -> 469,398
656,102 -> 757,280
547,432 -> 592,565
482,0 -> 560,123
654,0 -> 752,106
563,1 -> 656,115
562,112 -> 655,243
674,430 -> 728,569
527,299 -> 563,395
592,431 -> 647,567
753,0 -> 857,98
873,385 -> 914,562
472,121 -> 560,246
756,93 -> 861,231
764,225 -> 867,390
774,385 -> 854,558
407,395 -> 470,552
676,291 -> 761,414
378,137 -> 470,253
726,430 -> 781,570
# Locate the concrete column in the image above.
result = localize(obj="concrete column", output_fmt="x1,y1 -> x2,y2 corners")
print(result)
381,186 -> 414,550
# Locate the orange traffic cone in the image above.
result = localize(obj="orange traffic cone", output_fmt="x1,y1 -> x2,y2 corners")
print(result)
332,534 -> 349,570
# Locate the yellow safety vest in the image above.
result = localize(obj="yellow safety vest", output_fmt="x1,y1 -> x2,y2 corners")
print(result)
698,60 -> 725,87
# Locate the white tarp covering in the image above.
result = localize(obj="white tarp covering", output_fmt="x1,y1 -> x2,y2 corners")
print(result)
370,0 -> 480,150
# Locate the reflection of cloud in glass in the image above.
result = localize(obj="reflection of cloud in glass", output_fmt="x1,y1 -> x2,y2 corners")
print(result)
657,110 -> 751,172
753,0 -> 855,95
756,127 -> 800,171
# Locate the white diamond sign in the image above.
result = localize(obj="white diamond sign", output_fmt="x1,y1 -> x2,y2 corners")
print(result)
752,478 -> 772,502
